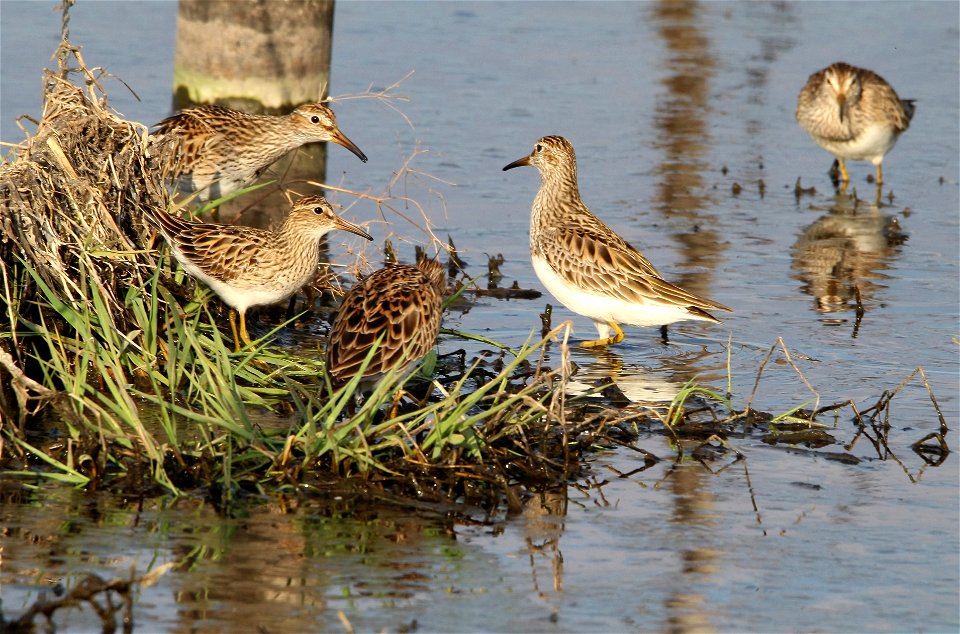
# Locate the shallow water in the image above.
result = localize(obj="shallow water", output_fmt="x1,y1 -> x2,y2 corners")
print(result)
2,1 -> 958,632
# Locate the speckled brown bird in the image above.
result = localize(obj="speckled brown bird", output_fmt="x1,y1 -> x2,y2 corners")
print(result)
796,62 -> 914,185
154,102 -> 367,203
325,257 -> 445,393
143,194 -> 372,350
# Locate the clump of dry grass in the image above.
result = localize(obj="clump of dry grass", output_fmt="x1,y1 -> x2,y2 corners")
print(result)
1,42 -> 169,301
0,40 -> 180,426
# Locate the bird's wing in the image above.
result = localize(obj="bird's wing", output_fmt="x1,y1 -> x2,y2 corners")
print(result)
154,107 -> 236,180
326,267 -> 442,386
859,69 -> 914,132
541,223 -> 731,314
170,224 -> 270,282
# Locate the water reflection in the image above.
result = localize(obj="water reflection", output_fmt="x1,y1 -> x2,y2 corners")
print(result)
650,0 -> 726,301
0,488 -> 166,631
172,506 -> 318,629
649,6 -> 723,631
665,465 -> 720,634
565,346 -> 722,405
166,498 -> 461,630
519,486 -> 567,614
791,191 -> 908,326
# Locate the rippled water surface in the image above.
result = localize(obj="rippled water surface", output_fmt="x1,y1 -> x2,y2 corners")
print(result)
1,1 -> 958,632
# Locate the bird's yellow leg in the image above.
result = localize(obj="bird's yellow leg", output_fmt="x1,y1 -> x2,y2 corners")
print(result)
838,158 -> 850,183
238,311 -> 254,349
233,310 -> 270,369
876,163 -> 884,185
387,389 -> 407,419
581,322 -> 625,348
229,311 -> 242,352
229,310 -> 254,352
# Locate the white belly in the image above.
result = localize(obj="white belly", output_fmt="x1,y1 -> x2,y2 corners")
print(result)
173,248 -> 303,313
204,277 -> 296,313
817,123 -> 900,164
532,255 -> 707,336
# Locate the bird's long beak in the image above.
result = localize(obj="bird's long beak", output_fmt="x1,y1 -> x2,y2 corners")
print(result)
334,216 -> 373,241
503,154 -> 532,171
329,130 -> 368,163
836,93 -> 847,123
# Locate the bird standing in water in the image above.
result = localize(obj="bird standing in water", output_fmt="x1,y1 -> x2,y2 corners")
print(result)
503,135 -> 730,347
796,61 -> 914,186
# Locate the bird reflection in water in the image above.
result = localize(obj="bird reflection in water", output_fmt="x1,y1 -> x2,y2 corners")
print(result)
520,485 -> 568,607
564,345 -> 724,407
791,190 -> 908,334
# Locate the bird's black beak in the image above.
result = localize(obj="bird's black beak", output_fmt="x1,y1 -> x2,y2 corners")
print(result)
330,130 -> 368,163
503,154 -> 532,171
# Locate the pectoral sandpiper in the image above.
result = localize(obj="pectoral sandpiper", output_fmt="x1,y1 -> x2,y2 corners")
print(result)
154,102 -> 368,203
503,135 -> 731,348
796,62 -> 914,186
144,194 -> 372,350
326,257 -> 445,394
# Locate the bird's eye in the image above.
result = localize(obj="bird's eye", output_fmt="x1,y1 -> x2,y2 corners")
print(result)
310,115 -> 321,124
313,206 -> 324,214
535,144 -> 543,153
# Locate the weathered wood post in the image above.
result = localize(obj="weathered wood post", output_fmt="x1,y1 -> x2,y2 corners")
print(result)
171,0 -> 336,225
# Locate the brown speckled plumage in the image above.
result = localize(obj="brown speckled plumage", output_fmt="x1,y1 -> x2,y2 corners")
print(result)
143,194 -> 372,349
154,103 -> 367,202
326,257 -> 445,391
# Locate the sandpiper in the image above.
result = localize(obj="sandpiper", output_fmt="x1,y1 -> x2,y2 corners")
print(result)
325,257 -> 445,394
503,135 -> 731,347
154,102 -> 368,203
796,62 -> 914,186
144,194 -> 372,350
